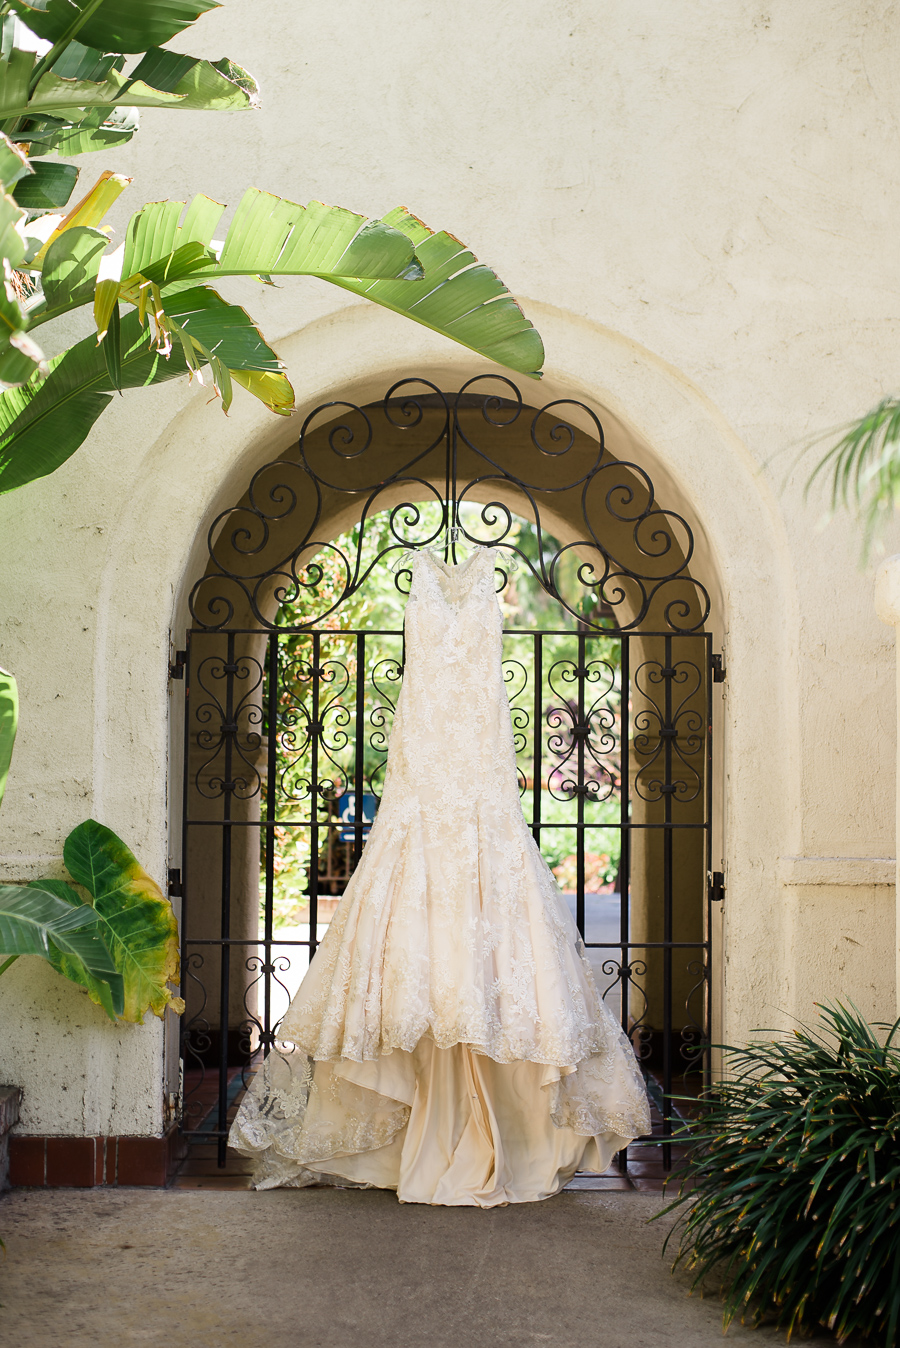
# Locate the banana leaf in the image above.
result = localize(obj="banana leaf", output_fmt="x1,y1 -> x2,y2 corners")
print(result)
8,39 -> 140,155
28,168 -> 130,268
0,131 -> 33,190
177,190 -> 423,282
34,877 -> 125,1019
11,157 -> 78,209
330,207 -> 545,378
46,36 -> 121,81
24,104 -> 139,157
64,819 -> 183,1021
11,185 -> 543,485
0,286 -> 292,492
0,666 -> 17,811
0,49 -> 258,124
38,223 -> 108,317
100,193 -> 544,376
34,189 -> 543,372
7,0 -> 221,54
28,191 -> 423,332
0,880 -> 124,1022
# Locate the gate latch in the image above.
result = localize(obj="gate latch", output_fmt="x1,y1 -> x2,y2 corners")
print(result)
711,652 -> 726,683
167,868 -> 183,898
708,870 -> 725,903
169,650 -> 187,680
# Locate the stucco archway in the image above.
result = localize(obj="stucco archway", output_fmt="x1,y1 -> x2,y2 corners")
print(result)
92,300 -> 795,1140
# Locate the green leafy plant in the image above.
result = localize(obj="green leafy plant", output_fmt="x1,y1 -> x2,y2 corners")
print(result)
0,0 -> 544,495
659,1003 -> 900,1345
805,396 -> 900,556
0,818 -> 183,1022
1,187 -> 543,493
0,0 -> 257,388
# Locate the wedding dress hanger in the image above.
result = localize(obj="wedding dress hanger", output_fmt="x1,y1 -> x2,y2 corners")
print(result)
390,525 -> 465,573
391,533 -> 519,574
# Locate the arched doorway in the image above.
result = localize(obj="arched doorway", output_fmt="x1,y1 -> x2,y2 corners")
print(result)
171,375 -> 722,1172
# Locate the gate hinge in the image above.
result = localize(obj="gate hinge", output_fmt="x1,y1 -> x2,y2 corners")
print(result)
169,650 -> 187,680
711,652 -> 726,683
708,870 -> 725,903
167,868 -> 183,898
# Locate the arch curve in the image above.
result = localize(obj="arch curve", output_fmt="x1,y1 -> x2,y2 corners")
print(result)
188,374 -> 711,638
92,299 -> 798,1070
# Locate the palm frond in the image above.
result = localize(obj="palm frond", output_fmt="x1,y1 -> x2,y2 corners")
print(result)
805,396 -> 900,555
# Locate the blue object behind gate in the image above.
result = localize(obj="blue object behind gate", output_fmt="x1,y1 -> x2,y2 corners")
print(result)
337,792 -> 378,842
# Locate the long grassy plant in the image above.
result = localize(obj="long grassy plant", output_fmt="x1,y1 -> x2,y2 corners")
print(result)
660,1003 -> 900,1344
804,396 -> 900,558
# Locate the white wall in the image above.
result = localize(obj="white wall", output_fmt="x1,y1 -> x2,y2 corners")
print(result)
1,0 -> 897,1135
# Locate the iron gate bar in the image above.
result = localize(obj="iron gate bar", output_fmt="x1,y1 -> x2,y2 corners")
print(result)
310,630 -> 319,961
576,629 -> 585,937
531,633 -> 542,847
263,632 -> 278,1051
218,632 -> 234,1166
619,632 -> 631,1067
354,632 -> 365,867
663,633 -> 673,1165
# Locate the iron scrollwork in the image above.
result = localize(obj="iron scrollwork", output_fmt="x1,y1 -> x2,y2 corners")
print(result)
189,376 -> 710,634
194,654 -> 264,801
632,657 -> 705,805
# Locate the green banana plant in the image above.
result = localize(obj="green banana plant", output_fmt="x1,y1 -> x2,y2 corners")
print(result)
0,879 -> 122,1013
0,0 -> 545,496
0,135 -> 47,387
0,818 -> 183,1022
0,178 -> 544,493
0,2 -> 257,145
0,0 -> 257,389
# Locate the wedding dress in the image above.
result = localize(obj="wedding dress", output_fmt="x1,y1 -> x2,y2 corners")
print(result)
229,546 -> 650,1205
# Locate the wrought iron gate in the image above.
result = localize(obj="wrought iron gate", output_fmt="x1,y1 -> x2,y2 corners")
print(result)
172,377 -> 722,1169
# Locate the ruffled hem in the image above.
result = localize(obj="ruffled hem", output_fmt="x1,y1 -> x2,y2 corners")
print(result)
229,1034 -> 650,1205
287,1016 -> 635,1071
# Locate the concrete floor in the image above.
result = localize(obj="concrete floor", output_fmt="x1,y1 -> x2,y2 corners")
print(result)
0,1187 -> 842,1348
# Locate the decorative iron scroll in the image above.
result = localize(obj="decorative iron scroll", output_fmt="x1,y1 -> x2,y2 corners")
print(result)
189,376 -> 711,634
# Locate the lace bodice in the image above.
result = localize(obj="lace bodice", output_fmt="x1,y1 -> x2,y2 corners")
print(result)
379,547 -> 521,814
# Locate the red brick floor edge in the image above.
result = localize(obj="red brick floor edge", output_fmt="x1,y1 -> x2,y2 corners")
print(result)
9,1125 -> 186,1188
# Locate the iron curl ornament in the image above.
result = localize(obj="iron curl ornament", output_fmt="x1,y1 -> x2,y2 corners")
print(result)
188,376 -> 711,634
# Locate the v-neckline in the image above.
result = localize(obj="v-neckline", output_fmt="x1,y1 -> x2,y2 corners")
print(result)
415,546 -> 491,606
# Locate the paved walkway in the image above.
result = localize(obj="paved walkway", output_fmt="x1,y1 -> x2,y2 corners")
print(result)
0,1187 -> 839,1348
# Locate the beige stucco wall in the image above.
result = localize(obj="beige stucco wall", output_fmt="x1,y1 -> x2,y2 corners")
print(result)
0,0 -> 898,1135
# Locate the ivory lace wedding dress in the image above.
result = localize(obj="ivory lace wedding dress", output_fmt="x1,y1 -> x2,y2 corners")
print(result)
229,546 -> 650,1205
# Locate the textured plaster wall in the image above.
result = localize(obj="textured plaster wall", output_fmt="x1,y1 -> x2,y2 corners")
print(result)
0,0 -> 898,1135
